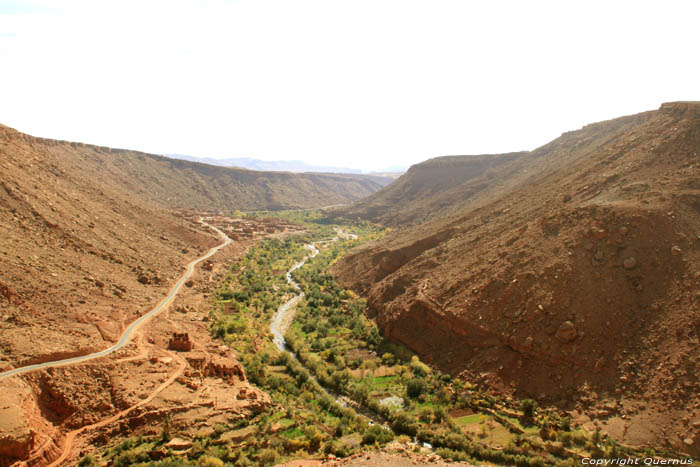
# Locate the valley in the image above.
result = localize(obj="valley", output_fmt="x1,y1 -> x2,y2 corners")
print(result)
3,1 -> 698,464
0,102 -> 698,466
86,211 -> 671,467
332,102 -> 700,456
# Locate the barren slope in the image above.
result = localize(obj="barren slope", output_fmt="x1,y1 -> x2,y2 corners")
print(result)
0,123 -> 389,369
334,109 -> 657,227
3,125 -> 391,213
0,125 -> 219,368
1,124 -> 376,464
334,152 -> 525,226
334,102 -> 700,453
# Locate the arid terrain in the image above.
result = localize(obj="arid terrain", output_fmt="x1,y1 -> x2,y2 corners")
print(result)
333,102 -> 700,455
276,442 -> 478,467
1,103 -> 698,465
0,125 -> 389,465
0,125 -> 391,213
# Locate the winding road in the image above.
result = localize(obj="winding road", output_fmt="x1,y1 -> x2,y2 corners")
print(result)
0,218 -> 231,382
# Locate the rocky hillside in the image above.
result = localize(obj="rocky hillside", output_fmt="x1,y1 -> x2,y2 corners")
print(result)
0,125 -> 388,464
0,125 -> 215,367
2,125 -> 391,213
0,123 -> 388,365
333,102 -> 700,454
334,152 -> 525,226
334,109 -> 662,227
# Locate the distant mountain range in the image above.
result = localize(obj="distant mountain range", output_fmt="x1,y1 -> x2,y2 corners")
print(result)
165,154 -> 406,177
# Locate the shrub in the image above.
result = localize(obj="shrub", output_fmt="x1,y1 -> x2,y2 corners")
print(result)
409,356 -> 431,377
114,452 -> 136,467
350,383 -> 370,403
406,378 -> 428,398
257,448 -> 279,466
560,431 -> 573,447
78,454 -> 98,467
433,406 -> 446,423
213,423 -> 228,437
520,398 -> 537,422
435,448 -> 469,462
198,456 -> 225,467
391,413 -> 419,436
445,432 -> 468,450
330,369 -> 350,392
381,352 -> 395,365
362,425 -> 394,445
418,407 -> 434,423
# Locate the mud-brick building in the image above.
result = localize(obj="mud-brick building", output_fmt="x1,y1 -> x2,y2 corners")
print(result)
169,333 -> 193,351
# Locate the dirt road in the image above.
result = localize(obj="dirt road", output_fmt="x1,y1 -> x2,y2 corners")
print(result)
0,218 -> 230,381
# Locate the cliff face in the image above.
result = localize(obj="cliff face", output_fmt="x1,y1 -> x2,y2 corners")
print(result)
334,103 -> 700,452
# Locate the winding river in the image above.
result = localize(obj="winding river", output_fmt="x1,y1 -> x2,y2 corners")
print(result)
267,231 -> 400,431
270,243 -> 319,351
270,227 -> 357,351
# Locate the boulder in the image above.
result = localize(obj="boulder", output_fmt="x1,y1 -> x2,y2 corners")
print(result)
623,257 -> 637,269
555,321 -> 577,343
165,437 -> 193,451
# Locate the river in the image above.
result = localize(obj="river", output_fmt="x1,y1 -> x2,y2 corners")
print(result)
268,232 -> 398,431
270,227 -> 356,351
270,243 -> 319,351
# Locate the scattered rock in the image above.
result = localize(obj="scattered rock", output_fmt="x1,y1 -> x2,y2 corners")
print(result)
618,226 -> 629,236
137,274 -> 151,285
590,226 -> 608,240
671,245 -> 682,256
594,356 -> 606,373
623,257 -> 637,269
0,281 -> 21,304
555,321 -> 577,343
604,401 -> 618,411
592,249 -> 606,264
165,437 -> 193,451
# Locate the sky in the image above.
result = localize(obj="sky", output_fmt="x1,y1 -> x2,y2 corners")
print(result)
1,1 -> 698,172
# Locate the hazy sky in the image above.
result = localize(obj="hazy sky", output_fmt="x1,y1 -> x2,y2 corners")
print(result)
1,1 -> 698,171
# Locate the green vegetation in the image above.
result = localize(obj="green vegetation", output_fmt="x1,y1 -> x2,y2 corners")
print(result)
95,211 -> 670,466
279,214 -> 660,466
209,236 -> 306,354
